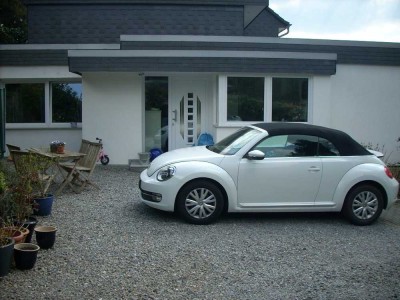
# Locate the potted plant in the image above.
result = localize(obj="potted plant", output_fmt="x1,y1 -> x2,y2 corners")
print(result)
13,152 -> 57,216
0,170 -> 16,277
50,140 -> 66,154
0,167 -> 28,245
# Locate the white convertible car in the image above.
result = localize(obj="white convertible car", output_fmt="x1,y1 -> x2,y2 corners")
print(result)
139,123 -> 399,225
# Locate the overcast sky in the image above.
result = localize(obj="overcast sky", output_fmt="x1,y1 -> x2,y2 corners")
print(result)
269,0 -> 400,43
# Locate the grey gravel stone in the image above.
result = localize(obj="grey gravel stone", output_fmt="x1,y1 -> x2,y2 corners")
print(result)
1,166 -> 399,299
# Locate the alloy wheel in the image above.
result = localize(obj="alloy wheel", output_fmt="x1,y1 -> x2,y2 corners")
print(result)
352,191 -> 379,220
185,188 -> 217,219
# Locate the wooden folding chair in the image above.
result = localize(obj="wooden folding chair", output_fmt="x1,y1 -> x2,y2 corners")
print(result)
59,139 -> 102,193
6,144 -> 21,161
11,150 -> 55,195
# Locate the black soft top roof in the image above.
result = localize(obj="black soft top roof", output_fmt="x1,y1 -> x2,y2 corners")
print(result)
253,123 -> 371,156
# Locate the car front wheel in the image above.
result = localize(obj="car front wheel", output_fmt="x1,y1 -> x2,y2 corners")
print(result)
176,180 -> 224,225
343,184 -> 383,226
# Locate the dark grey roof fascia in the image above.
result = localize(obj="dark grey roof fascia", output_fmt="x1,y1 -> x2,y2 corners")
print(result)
68,49 -> 336,60
0,50 -> 68,66
0,44 -> 119,66
68,56 -> 336,75
68,49 -> 336,75
120,35 -> 400,66
0,44 -> 120,50
265,7 -> 290,27
120,35 -> 400,48
22,0 -> 268,5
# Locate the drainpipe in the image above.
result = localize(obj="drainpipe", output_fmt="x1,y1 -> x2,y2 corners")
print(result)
278,26 -> 290,38
0,83 -> 5,158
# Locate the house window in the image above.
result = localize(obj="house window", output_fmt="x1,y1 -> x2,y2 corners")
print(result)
272,78 -> 308,122
51,82 -> 82,123
6,83 -> 45,123
145,77 -> 169,152
227,77 -> 264,122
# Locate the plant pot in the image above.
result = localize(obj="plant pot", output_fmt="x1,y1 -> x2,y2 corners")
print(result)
14,243 -> 40,270
14,216 -> 38,243
20,227 -> 30,243
33,194 -> 54,216
0,238 -> 15,277
138,152 -> 150,165
0,227 -> 24,244
34,226 -> 57,249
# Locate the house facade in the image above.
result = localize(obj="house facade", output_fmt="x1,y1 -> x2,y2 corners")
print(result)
1,0 -> 400,164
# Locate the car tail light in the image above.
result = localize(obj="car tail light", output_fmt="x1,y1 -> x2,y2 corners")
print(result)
384,167 -> 394,179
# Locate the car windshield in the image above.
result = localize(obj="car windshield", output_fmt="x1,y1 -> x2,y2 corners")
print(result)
207,127 -> 262,155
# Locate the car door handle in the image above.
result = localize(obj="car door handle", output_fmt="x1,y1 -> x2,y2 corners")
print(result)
172,109 -> 177,122
308,166 -> 321,172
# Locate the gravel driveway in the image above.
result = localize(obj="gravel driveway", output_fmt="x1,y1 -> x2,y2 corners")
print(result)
1,166 -> 399,300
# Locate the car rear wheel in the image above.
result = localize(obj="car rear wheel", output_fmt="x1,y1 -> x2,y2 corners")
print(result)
344,184 -> 383,226
176,180 -> 224,225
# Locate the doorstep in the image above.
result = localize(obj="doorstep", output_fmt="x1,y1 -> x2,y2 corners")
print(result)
128,159 -> 149,170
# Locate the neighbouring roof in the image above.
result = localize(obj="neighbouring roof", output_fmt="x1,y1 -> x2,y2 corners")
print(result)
22,0 -> 269,5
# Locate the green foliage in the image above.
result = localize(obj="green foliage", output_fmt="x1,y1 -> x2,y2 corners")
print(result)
52,83 -> 82,122
14,153 -> 56,198
272,100 -> 307,122
0,153 -> 56,228
0,172 -> 6,194
6,83 -> 45,123
0,0 -> 27,44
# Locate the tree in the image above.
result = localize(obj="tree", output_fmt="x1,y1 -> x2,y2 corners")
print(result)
0,0 -> 27,44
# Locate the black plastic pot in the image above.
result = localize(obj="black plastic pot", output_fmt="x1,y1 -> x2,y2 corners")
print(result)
34,226 -> 57,249
14,243 -> 40,270
0,238 -> 15,277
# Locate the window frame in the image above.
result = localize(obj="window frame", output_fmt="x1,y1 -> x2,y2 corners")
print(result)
5,80 -> 82,129
217,75 -> 313,127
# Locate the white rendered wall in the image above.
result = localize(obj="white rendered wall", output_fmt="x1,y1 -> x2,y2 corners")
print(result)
5,129 -> 82,155
330,65 -> 400,163
82,72 -> 143,165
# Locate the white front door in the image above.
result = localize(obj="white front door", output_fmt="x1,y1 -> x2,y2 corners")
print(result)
169,78 -> 207,150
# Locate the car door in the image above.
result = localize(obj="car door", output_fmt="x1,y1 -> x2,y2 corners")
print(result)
237,134 -> 322,207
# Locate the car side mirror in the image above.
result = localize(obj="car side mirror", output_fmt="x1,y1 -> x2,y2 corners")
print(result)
246,150 -> 265,160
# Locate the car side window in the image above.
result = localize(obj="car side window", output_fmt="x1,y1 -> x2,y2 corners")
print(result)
253,135 -> 318,157
318,137 -> 340,156
287,135 -> 318,157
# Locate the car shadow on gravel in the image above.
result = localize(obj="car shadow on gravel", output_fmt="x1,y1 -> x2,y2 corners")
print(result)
220,211 -> 346,225
136,202 -> 351,226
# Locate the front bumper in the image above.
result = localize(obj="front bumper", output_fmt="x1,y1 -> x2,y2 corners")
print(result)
139,169 -> 179,212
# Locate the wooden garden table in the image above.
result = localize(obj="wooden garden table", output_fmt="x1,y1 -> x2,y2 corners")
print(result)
29,148 -> 86,195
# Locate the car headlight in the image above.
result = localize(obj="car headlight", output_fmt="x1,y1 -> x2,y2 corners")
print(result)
156,166 -> 176,181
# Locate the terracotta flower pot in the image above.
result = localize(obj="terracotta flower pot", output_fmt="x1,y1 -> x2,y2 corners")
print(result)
0,227 -> 24,244
19,227 -> 30,243
13,217 -> 38,243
